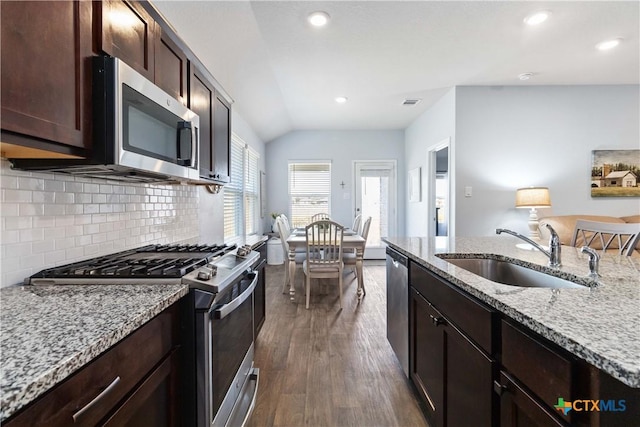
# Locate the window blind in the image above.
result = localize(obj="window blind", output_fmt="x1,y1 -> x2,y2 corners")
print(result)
245,147 -> 259,236
288,161 -> 331,227
224,138 -> 244,242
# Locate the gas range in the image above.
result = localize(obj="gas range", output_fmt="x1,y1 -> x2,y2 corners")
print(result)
25,243 -> 259,294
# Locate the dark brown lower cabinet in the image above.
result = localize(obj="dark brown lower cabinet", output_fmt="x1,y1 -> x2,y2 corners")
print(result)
4,302 -> 182,427
410,287 -> 494,427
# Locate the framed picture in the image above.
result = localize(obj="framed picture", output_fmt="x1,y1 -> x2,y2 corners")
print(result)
591,150 -> 640,197
408,167 -> 421,202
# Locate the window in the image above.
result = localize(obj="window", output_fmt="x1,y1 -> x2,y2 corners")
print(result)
224,135 -> 260,243
288,161 -> 331,227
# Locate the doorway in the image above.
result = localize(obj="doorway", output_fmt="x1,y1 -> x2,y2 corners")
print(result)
428,139 -> 451,238
353,161 -> 397,259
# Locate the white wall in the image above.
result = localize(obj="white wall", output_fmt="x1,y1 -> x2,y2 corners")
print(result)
404,88 -> 456,236
454,85 -> 640,237
265,130 -> 405,234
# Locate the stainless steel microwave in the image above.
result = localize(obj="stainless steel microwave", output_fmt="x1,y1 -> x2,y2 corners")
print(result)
10,55 -> 200,183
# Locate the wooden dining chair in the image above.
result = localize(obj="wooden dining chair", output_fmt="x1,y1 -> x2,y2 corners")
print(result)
276,216 -> 306,294
311,212 -> 330,222
343,216 -> 372,290
351,214 -> 362,235
570,220 -> 640,256
303,220 -> 344,309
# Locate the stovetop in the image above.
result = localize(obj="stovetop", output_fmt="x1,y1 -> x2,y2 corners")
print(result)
26,243 -> 238,283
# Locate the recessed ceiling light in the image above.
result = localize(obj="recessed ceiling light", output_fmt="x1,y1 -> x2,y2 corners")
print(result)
596,38 -> 622,51
518,72 -> 534,81
308,11 -> 330,27
335,96 -> 348,104
523,11 -> 550,26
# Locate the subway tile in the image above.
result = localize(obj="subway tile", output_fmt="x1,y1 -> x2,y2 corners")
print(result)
64,181 -> 84,193
19,228 -> 44,242
17,177 -> 45,191
32,239 -> 55,254
55,237 -> 76,250
1,202 -> 19,216
44,180 -> 64,192
4,189 -> 32,203
32,190 -> 55,204
5,216 -> 32,230
44,204 -> 65,216
65,204 -> 84,215
92,194 -> 107,204
84,204 -> 99,214
54,192 -> 74,204
45,250 -> 67,266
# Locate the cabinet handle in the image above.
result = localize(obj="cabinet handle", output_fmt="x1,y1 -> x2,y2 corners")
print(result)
72,376 -> 121,423
493,380 -> 508,396
429,314 -> 445,326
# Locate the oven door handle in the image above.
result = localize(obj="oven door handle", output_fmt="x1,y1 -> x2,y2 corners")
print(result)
212,272 -> 258,320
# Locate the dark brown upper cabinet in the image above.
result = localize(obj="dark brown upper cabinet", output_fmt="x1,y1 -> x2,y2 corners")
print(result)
155,28 -> 188,105
189,64 -> 230,184
97,0 -> 156,82
1,1 -> 94,157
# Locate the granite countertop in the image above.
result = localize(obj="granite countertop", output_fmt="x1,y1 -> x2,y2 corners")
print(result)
0,283 -> 189,422
383,236 -> 640,389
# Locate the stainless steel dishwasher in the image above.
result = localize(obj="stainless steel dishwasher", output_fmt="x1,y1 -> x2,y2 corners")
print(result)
386,246 -> 409,376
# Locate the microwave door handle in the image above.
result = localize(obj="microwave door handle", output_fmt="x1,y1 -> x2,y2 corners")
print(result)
191,123 -> 198,168
176,121 -> 192,166
211,272 -> 258,320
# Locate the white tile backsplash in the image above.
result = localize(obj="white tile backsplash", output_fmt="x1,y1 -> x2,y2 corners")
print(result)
0,159 -> 199,287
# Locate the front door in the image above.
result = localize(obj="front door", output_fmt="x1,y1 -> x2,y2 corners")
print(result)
353,161 -> 397,259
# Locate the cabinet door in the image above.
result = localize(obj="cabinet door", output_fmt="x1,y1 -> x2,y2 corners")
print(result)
497,371 -> 567,427
102,350 -> 181,427
410,288 -> 445,427
1,0 -> 92,153
189,64 -> 214,179
99,0 -> 156,81
410,288 -> 494,427
213,93 -> 231,182
445,320 -> 494,427
155,28 -> 188,104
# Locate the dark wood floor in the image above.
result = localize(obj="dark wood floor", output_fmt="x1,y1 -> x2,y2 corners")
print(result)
247,261 -> 429,427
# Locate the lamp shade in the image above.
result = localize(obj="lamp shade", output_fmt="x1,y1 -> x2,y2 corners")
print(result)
515,187 -> 551,208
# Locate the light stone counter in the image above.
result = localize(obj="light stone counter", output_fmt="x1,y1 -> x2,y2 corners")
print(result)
383,236 -> 640,388
0,283 -> 189,422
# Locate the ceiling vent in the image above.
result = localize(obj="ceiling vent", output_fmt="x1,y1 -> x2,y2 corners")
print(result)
402,98 -> 422,106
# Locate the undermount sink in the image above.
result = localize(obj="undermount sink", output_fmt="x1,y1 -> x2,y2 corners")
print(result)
438,256 -> 589,289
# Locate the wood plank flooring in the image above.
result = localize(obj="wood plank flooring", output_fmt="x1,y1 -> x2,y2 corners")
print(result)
247,261 -> 429,427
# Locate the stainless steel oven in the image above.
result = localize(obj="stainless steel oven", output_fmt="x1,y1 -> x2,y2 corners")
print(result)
192,269 -> 259,427
24,243 -> 260,427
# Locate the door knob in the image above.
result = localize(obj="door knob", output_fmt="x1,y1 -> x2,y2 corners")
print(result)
429,314 -> 445,326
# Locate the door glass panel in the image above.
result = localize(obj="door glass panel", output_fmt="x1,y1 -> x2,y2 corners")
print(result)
354,162 -> 395,259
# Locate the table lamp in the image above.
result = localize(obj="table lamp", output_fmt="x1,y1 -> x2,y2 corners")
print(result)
515,187 -> 551,239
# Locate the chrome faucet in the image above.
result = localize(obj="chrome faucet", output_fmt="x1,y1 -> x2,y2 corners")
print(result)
496,224 -> 562,267
581,246 -> 600,279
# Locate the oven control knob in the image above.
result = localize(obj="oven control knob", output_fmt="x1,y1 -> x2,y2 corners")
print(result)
197,270 -> 211,281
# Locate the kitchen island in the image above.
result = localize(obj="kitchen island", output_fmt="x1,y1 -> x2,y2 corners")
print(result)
0,283 -> 189,423
384,236 -> 639,427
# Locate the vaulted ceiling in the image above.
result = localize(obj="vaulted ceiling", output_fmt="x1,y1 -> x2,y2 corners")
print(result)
154,1 -> 640,142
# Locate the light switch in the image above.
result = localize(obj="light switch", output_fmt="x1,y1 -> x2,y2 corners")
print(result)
465,186 -> 472,197
343,193 -> 350,200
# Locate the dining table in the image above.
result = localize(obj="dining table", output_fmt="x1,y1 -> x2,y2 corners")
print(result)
285,228 -> 367,301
